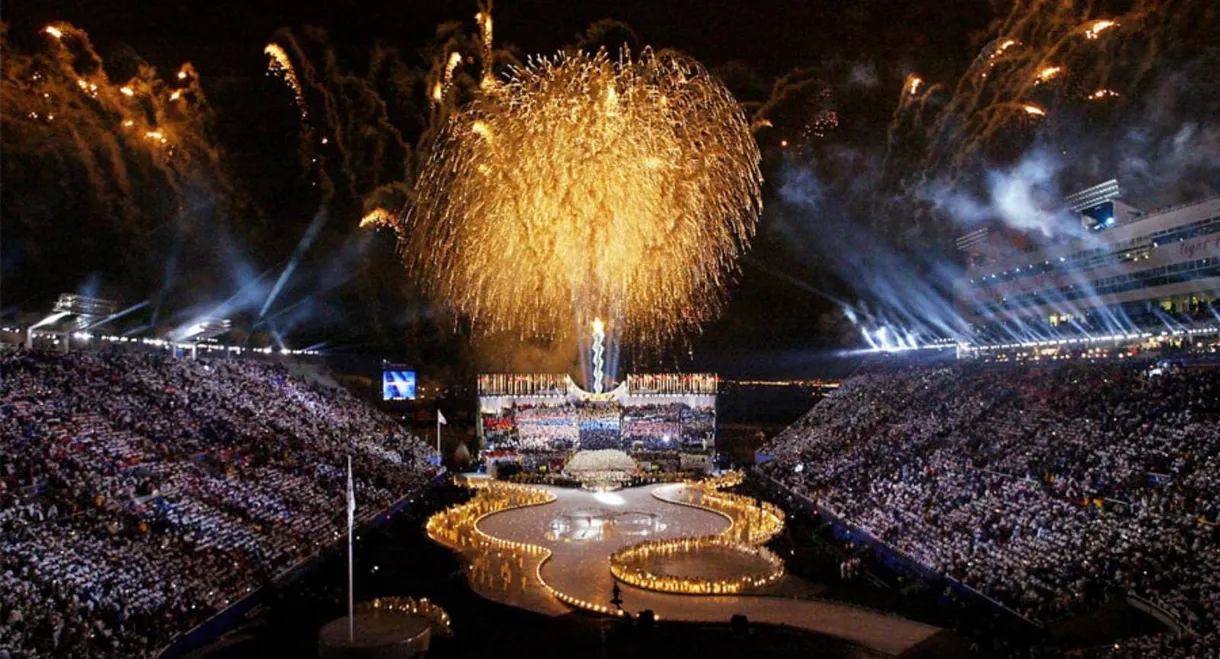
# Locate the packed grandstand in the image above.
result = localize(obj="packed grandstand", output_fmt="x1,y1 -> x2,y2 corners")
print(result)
0,349 -> 439,658
758,359 -> 1219,657
5,343 -> 1219,658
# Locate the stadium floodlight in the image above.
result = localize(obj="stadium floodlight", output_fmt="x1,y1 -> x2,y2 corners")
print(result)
81,300 -> 151,332
28,311 -> 71,332
172,317 -> 231,342
170,317 -> 232,360
1064,179 -> 1121,213
195,318 -> 231,341
27,294 -> 119,351
53,294 -> 119,319
955,227 -> 990,252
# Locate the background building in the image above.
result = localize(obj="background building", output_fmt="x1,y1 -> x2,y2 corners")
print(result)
955,182 -> 1220,342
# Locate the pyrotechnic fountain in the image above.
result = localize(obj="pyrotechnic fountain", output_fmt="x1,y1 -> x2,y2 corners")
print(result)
406,10 -> 763,361
590,318 -> 605,393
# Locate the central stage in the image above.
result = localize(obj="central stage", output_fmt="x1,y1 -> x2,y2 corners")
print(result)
447,483 -> 940,656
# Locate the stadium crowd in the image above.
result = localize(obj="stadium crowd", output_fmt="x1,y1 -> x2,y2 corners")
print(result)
760,360 -> 1219,658
623,404 -> 683,450
576,406 -> 623,450
0,349 -> 438,658
510,405 -> 578,450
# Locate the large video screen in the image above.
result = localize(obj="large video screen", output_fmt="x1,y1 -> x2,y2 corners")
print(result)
382,370 -> 417,400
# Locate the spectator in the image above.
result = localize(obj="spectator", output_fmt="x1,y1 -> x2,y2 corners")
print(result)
0,349 -> 439,658
760,360 -> 1219,658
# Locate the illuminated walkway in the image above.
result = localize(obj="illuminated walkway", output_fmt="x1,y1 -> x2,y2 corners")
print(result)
466,483 -> 939,656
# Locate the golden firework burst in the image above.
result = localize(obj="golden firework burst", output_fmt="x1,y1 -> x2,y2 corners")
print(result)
408,48 -> 762,347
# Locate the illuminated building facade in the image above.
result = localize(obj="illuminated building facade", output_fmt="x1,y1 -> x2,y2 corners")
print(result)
955,182 -> 1220,340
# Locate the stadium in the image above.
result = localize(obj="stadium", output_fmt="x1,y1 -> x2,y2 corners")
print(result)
2,2 -> 1219,659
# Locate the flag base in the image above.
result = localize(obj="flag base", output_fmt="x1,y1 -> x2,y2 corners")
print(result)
317,611 -> 431,659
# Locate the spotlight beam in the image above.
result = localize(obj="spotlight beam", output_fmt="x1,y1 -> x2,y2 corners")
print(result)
260,211 -> 329,318
81,300 -> 151,331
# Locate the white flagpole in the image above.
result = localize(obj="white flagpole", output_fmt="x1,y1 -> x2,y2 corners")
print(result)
347,455 -> 354,642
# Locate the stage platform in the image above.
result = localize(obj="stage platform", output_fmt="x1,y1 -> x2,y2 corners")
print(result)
453,483 -> 940,656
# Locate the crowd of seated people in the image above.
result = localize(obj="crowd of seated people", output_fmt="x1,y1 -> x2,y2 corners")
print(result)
575,405 -> 622,450
0,349 -> 438,658
576,426 -> 622,451
510,405 -> 578,450
760,360 -> 1218,658
622,404 -> 682,450
486,402 -> 716,455
623,422 -> 682,450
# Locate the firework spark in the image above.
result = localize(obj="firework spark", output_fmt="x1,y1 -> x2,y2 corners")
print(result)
475,10 -> 494,88
802,110 -> 839,141
359,207 -> 394,229
408,49 -> 762,346
988,38 -> 1020,61
444,52 -> 463,87
264,43 -> 307,119
1083,19 -> 1119,40
431,51 -> 465,105
4,22 -> 228,237
882,0 -> 1205,188
908,76 -> 923,95
1035,65 -> 1063,84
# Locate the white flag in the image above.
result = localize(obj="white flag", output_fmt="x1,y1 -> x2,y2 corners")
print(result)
437,409 -> 448,425
346,457 -> 355,530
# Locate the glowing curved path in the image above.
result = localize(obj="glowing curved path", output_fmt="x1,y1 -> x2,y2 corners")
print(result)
455,483 -> 937,656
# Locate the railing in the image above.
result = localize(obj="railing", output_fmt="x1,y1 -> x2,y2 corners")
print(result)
1126,591 -> 1187,637
1136,192 -> 1220,224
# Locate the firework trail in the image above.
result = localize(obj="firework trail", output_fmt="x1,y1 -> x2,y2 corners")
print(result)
751,67 -> 832,144
1,22 -> 227,231
432,51 -> 464,104
475,2 -> 495,88
262,19 -> 516,220
886,0 -> 1215,188
882,73 -> 942,180
264,43 -> 308,119
407,47 -> 762,347
263,28 -> 415,207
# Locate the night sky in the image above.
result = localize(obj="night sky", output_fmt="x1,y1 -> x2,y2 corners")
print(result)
2,0 -> 1215,378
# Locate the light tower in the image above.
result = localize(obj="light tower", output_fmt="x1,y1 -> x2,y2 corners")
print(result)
172,317 -> 232,359
26,294 -> 118,352
591,317 -> 605,394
